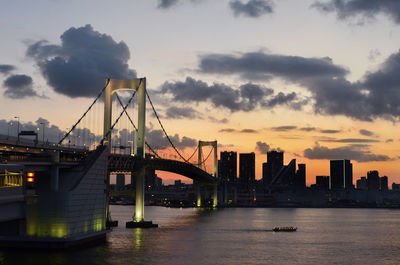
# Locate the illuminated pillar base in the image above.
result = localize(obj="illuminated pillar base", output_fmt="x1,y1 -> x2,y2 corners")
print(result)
213,183 -> 218,208
126,220 -> 158,228
195,181 -> 202,207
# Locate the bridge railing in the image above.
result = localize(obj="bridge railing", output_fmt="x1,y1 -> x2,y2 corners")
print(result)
0,169 -> 23,188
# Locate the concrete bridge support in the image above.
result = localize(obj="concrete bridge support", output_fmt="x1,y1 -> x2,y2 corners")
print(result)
197,141 -> 218,207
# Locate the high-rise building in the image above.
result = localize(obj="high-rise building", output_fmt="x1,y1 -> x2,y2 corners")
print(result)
239,153 -> 255,190
367,170 -> 380,190
380,176 -> 388,191
116,173 -> 125,190
219,151 -> 237,183
295,164 -> 306,188
356,177 -> 368,190
316,176 -> 329,189
330,160 -> 353,190
262,151 -> 283,186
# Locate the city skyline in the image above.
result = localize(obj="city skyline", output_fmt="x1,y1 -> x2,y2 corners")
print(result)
1,0 -> 400,184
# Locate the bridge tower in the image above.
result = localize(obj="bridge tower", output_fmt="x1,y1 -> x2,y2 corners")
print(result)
197,140 -> 218,207
104,78 -> 155,228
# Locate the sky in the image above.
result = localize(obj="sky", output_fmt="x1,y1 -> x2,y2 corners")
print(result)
1,0 -> 400,185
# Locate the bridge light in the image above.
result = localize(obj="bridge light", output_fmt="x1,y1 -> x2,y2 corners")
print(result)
27,172 -> 35,183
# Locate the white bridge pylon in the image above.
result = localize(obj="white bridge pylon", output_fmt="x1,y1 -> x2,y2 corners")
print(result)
196,140 -> 218,207
103,78 -> 146,223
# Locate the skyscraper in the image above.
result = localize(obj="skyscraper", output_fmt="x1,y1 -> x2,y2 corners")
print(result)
380,176 -> 388,191
219,151 -> 237,183
239,153 -> 255,190
367,170 -> 380,190
295,164 -> 306,188
330,160 -> 353,190
262,150 -> 283,186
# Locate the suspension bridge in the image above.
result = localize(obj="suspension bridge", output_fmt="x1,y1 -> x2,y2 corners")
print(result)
0,77 -> 220,241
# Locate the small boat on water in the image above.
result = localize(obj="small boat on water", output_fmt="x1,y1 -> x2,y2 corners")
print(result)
272,226 -> 297,232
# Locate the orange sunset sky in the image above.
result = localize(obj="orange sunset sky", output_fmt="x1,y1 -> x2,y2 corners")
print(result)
1,0 -> 400,185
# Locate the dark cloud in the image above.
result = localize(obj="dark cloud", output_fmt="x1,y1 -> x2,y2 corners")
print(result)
165,106 -> 201,119
320,138 -> 380,143
219,128 -> 236,133
359,129 -> 374,137
218,128 -> 258,133
161,77 -> 304,112
240,129 -> 258,133
319,129 -> 341,134
26,24 -> 136,98
312,0 -> 400,24
368,49 -> 381,62
3,74 -> 39,99
300,127 -> 317,132
198,52 -> 348,81
197,49 -> 400,121
157,0 -> 179,8
386,139 -> 394,143
229,0 -> 274,17
0,64 -> 16,75
271,125 -> 297,131
255,141 -> 270,154
304,143 -> 391,162
146,129 -> 196,150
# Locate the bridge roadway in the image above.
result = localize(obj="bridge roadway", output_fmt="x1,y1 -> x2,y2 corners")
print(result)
108,154 -> 217,185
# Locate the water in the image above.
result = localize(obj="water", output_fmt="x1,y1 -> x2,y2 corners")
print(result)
1,206 -> 400,265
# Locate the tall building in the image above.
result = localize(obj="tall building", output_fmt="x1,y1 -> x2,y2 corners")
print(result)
295,164 -> 306,188
356,177 -> 368,190
116,173 -> 125,190
330,160 -> 353,190
316,176 -> 329,190
239,153 -> 255,190
367,170 -> 380,190
219,151 -> 237,183
380,176 -> 389,191
262,151 -> 283,186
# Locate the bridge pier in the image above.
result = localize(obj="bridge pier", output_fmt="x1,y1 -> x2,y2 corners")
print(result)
195,180 -> 202,207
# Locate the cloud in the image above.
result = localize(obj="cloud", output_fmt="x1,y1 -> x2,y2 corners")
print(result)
359,129 -> 374,137
157,0 -> 179,8
300,127 -> 317,132
26,24 -> 136,98
0,118 -> 70,143
146,129 -> 197,150
320,138 -> 380,143
255,141 -> 270,154
368,49 -> 381,62
198,51 -> 348,81
0,64 -> 16,75
165,106 -> 201,119
219,128 -> 258,133
386,138 -> 394,143
3,74 -> 39,99
161,77 -> 304,112
240,129 -> 258,133
229,0 -> 274,17
271,125 -> 297,131
312,0 -> 400,24
319,129 -> 341,134
197,49 -> 400,121
219,128 -> 236,133
208,116 -> 229,123
304,143 -> 391,162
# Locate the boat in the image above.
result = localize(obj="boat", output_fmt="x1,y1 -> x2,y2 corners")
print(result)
272,226 -> 297,232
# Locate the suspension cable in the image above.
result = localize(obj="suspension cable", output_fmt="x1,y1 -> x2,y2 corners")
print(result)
115,93 -> 161,159
145,89 -> 193,163
58,78 -> 110,145
200,146 -> 214,166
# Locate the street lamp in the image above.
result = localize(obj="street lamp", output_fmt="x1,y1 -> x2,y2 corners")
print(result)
14,116 -> 20,142
7,122 -> 13,140
40,122 -> 45,144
